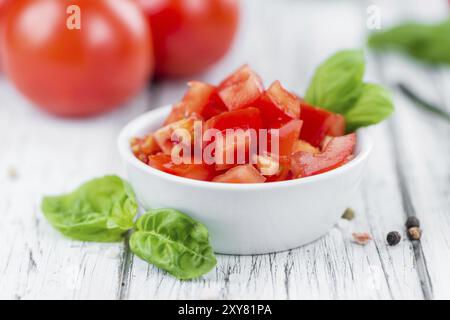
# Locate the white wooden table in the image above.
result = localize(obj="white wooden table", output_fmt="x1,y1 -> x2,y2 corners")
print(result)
1,0 -> 449,300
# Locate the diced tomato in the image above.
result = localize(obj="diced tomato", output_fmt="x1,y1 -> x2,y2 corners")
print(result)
154,117 -> 197,154
256,81 -> 301,127
291,133 -> 356,178
164,82 -> 227,125
268,119 -> 303,159
212,165 -> 266,184
320,135 -> 333,150
254,154 -> 280,176
326,113 -> 345,136
132,67 -> 357,184
265,163 -> 292,182
205,107 -> 263,132
148,153 -> 215,181
292,140 -> 320,154
210,129 -> 256,171
201,89 -> 228,120
218,65 -> 264,111
131,135 -> 161,163
164,102 -> 186,125
299,103 -> 346,147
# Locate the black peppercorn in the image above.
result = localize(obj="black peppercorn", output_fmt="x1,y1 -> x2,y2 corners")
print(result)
405,216 -> 420,229
387,231 -> 401,246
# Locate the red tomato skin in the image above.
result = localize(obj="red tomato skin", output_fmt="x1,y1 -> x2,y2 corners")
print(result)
269,119 -> 303,159
164,81 -> 227,124
212,164 -> 266,184
257,81 -> 301,128
205,107 -> 263,132
136,0 -> 239,77
325,113 -> 345,136
265,164 -> 291,182
148,153 -> 215,181
264,119 -> 302,182
299,103 -> 346,147
2,0 -> 154,117
218,65 -> 264,111
291,133 -> 356,177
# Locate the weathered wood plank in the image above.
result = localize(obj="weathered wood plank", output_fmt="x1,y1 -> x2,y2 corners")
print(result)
0,79 -> 150,299
370,0 -> 450,300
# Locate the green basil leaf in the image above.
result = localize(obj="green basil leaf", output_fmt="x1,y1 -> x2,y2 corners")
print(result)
305,49 -> 365,114
368,19 -> 450,65
130,209 -> 217,280
41,175 -> 137,242
344,83 -> 394,132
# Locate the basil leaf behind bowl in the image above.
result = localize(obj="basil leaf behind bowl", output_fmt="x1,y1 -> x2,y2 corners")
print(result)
305,49 -> 365,114
345,83 -> 394,132
41,175 -> 137,242
130,209 -> 217,280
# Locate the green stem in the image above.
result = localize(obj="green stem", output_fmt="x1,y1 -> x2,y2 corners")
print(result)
397,83 -> 450,122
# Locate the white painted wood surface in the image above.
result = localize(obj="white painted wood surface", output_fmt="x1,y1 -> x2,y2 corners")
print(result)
0,0 -> 449,300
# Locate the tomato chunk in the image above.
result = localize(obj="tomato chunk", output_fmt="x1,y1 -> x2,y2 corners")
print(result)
164,81 -> 227,124
154,117 -> 197,154
148,153 -> 215,181
205,107 -> 263,132
218,65 -> 264,111
291,133 -> 356,177
269,119 -> 303,159
206,129 -> 256,171
212,165 -> 266,184
265,164 -> 292,182
257,81 -> 300,127
299,103 -> 345,147
292,140 -> 320,154
131,135 -> 161,163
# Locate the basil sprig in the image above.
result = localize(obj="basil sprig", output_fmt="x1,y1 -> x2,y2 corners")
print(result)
41,176 -> 216,280
305,49 -> 394,132
368,19 -> 450,65
130,209 -> 217,280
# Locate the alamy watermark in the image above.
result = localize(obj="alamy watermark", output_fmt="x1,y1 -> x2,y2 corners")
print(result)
366,4 -> 382,30
66,5 -> 81,30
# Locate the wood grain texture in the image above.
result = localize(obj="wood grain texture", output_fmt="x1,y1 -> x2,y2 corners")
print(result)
370,0 -> 450,300
0,80 -> 150,299
0,0 -> 448,300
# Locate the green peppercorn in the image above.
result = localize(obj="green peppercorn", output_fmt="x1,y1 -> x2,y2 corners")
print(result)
405,216 -> 420,229
386,231 -> 401,246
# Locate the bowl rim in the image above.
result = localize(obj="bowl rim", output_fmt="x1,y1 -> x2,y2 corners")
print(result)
118,105 -> 373,191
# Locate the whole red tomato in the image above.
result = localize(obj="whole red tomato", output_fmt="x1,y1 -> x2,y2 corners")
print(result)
0,0 -> 12,72
136,0 -> 239,77
1,0 -> 154,117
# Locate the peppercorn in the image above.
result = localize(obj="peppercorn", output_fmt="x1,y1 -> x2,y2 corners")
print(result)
405,216 -> 420,229
342,208 -> 355,221
407,227 -> 422,241
386,231 -> 401,246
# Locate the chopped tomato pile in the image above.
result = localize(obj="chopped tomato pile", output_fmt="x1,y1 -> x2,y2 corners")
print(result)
131,66 -> 356,183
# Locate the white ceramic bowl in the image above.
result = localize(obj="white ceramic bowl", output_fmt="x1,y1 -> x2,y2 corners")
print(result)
118,105 -> 372,255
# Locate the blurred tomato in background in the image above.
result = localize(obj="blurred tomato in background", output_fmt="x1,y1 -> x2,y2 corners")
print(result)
1,0 -> 154,117
136,0 -> 239,77
0,0 -> 12,72
0,0 -> 240,117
